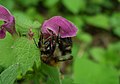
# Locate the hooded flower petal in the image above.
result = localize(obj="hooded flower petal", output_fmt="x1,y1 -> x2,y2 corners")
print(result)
0,5 -> 16,39
0,5 -> 12,21
41,16 -> 78,38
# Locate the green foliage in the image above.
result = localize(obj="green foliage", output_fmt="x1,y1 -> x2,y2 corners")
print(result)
90,42 -> 120,67
17,0 -> 39,7
62,77 -> 73,84
0,0 -> 120,84
110,13 -> 120,27
0,64 -> 19,84
77,32 -> 92,44
74,58 -> 119,84
113,27 -> 120,37
0,33 -> 14,68
62,0 -> 86,14
43,0 -> 59,7
0,0 -> 14,11
65,16 -> 84,30
85,14 -> 110,29
110,12 -> 120,37
26,7 -> 44,23
106,42 -> 120,66
14,12 -> 40,35
12,37 -> 40,74
40,63 -> 61,84
90,47 -> 106,63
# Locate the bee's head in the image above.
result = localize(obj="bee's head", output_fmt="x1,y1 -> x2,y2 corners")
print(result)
38,33 -> 56,56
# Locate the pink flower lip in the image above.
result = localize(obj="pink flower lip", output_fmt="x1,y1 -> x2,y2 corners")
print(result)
41,16 -> 78,38
0,5 -> 16,39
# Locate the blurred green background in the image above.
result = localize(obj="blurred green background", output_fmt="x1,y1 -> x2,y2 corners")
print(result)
0,0 -> 120,84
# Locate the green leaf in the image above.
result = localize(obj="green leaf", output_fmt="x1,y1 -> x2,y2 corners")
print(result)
85,14 -> 110,29
110,12 -> 120,27
62,0 -> 86,14
0,0 -> 14,11
113,27 -> 120,37
26,7 -> 44,23
0,33 -> 15,68
17,0 -> 39,7
44,0 -> 59,7
77,32 -> 92,44
90,0 -> 105,5
74,58 -> 119,84
65,16 -> 84,30
90,0 -> 113,7
0,66 -> 4,73
14,12 -> 41,34
72,43 -> 80,58
12,37 -> 40,74
40,63 -> 61,84
89,47 -> 106,63
110,13 -> 120,37
0,64 -> 19,84
106,42 -> 120,66
62,77 -> 73,84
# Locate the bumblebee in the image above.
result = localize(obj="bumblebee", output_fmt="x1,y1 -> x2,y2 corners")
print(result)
38,31 -> 73,66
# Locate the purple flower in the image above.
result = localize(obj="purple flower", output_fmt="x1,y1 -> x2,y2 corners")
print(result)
41,16 -> 78,38
0,5 -> 17,39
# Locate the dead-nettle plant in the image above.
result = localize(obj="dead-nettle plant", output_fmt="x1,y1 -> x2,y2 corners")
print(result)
0,5 -> 78,83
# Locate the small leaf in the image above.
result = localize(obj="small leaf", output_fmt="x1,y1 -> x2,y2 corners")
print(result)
0,64 -> 19,84
17,0 -> 39,7
32,21 -> 41,29
62,0 -> 86,14
77,32 -> 92,44
113,27 -> 120,37
0,33 -> 14,68
65,16 -> 84,30
72,43 -> 80,58
62,77 -> 73,84
106,42 -> 120,66
40,63 -> 61,84
12,37 -> 40,74
85,14 -> 110,29
14,12 -> 41,34
89,47 -> 106,63
110,12 -> 120,28
0,0 -> 14,11
26,7 -> 44,23
110,13 -> 120,37
74,58 -> 119,84
44,0 -> 59,7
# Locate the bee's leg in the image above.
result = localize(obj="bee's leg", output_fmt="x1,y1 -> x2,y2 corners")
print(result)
57,26 -> 61,43
38,32 -> 44,48
33,38 -> 39,48
55,54 -> 73,62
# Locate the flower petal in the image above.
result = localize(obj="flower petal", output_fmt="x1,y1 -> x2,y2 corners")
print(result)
0,5 -> 12,22
0,28 -> 6,39
41,16 -> 78,38
0,5 -> 16,37
2,16 -> 16,35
